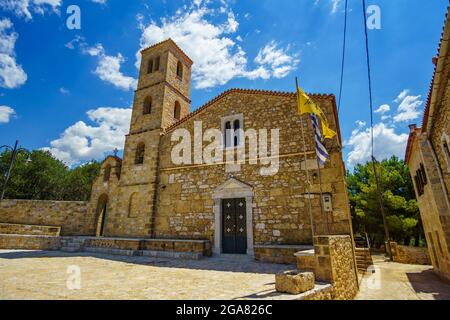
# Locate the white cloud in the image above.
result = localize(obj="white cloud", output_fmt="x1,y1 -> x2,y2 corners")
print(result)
0,105 -> 15,123
59,87 -> 70,95
68,39 -> 137,91
137,3 -> 299,89
254,41 -> 300,78
331,0 -> 342,13
43,107 -> 132,166
0,19 -> 27,89
355,120 -> 366,128
0,0 -> 61,20
345,122 -> 409,166
91,0 -> 107,4
375,104 -> 390,114
393,94 -> 422,123
394,89 -> 409,103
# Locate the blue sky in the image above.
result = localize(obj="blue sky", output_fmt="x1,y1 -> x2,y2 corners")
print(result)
0,0 -> 448,167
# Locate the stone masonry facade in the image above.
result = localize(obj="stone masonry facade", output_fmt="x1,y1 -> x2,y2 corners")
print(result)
405,7 -> 450,282
0,39 -> 353,259
86,38 -> 353,256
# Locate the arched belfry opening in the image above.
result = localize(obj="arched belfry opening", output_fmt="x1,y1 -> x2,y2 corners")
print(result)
174,101 -> 181,121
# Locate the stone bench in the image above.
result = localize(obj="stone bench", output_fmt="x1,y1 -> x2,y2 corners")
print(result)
82,237 -> 212,258
0,234 -> 60,250
0,223 -> 61,236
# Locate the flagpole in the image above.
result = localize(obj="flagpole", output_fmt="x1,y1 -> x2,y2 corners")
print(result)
315,155 -> 330,234
296,77 -> 315,242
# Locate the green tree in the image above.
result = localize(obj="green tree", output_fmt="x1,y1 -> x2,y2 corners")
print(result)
347,156 -> 424,247
0,148 -> 100,201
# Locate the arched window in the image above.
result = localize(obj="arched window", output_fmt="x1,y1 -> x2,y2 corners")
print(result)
135,142 -> 145,164
143,96 -> 152,115
176,61 -> 183,79
224,121 -> 232,148
222,115 -> 243,148
147,59 -> 153,74
174,101 -> 181,121
233,119 -> 240,147
103,164 -> 111,182
154,56 -> 160,72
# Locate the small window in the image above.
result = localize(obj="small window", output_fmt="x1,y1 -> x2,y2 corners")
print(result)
419,163 -> 427,186
222,115 -> 243,149
103,164 -> 111,182
154,56 -> 160,72
135,143 -> 145,165
174,101 -> 181,121
147,59 -> 154,74
143,96 -> 152,115
443,140 -> 450,171
233,119 -> 240,147
176,61 -> 183,79
224,121 -> 232,148
414,174 -> 424,196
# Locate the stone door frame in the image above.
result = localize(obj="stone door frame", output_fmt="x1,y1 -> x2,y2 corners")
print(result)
212,178 -> 254,256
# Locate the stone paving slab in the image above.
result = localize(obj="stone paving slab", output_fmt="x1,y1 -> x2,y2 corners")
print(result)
0,250 -> 295,300
356,255 -> 450,300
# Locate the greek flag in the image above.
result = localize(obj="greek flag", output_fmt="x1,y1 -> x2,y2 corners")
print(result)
311,114 -> 329,165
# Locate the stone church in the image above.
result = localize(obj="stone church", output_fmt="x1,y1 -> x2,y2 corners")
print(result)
89,38 -> 352,256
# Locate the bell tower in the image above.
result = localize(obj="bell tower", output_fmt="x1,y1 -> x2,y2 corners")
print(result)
111,39 -> 193,238
129,38 -> 192,134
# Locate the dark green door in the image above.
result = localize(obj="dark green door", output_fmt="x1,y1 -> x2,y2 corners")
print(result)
222,198 -> 247,254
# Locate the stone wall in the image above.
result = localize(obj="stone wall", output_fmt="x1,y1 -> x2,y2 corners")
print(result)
154,91 -> 352,248
0,223 -> 60,236
0,234 -> 60,250
313,235 -> 358,300
390,242 -> 431,265
0,200 -> 92,236
406,11 -> 450,283
407,132 -> 450,281
254,245 -> 313,264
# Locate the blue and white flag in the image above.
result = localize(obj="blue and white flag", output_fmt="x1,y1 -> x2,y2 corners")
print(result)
310,114 -> 330,165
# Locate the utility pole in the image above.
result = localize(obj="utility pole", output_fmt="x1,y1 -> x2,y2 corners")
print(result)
372,157 -> 392,260
1,140 -> 19,201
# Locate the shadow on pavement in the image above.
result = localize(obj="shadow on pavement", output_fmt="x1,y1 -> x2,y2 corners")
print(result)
0,249 -> 293,275
406,269 -> 450,300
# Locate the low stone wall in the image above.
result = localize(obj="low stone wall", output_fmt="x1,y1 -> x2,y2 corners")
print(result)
0,222 -> 61,236
295,249 -> 316,272
0,200 -> 93,236
0,234 -> 60,250
314,235 -> 359,300
389,242 -> 431,265
254,245 -> 313,264
84,237 -> 212,257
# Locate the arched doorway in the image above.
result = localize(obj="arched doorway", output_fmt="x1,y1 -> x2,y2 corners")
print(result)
96,194 -> 108,237
212,178 -> 254,255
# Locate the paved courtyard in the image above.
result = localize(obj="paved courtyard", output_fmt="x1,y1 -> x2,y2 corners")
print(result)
356,255 -> 450,300
2,250 -> 450,300
0,250 -> 292,300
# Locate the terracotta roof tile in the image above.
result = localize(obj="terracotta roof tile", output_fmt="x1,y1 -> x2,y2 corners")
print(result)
163,88 -> 334,133
422,5 -> 449,132
140,38 -> 193,66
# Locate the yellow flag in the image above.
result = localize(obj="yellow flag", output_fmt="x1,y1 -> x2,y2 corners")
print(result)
296,85 -> 336,140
